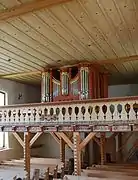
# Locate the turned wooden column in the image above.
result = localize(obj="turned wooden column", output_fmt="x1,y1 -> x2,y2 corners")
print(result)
60,137 -> 65,164
24,132 -> 30,180
73,132 -> 81,176
100,133 -> 105,165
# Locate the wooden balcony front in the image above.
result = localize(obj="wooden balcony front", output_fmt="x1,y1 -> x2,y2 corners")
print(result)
0,96 -> 138,132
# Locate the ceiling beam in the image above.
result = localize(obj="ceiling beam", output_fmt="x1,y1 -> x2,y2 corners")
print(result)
93,55 -> 138,65
61,55 -> 138,69
0,71 -> 41,78
0,0 -> 73,21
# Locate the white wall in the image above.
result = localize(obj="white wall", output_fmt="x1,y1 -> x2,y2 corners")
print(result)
31,133 -> 73,159
0,79 -> 40,162
0,79 -> 40,105
108,84 -> 138,97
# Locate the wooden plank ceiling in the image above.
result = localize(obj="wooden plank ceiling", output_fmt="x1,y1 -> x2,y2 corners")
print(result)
0,0 -> 138,85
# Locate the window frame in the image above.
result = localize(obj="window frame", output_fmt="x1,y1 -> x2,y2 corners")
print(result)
0,91 -> 6,148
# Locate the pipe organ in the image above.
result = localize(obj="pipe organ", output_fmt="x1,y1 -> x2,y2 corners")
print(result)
41,64 -> 108,102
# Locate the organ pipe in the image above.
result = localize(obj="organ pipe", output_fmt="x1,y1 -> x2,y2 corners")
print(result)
61,71 -> 69,95
41,71 -> 50,102
80,66 -> 89,99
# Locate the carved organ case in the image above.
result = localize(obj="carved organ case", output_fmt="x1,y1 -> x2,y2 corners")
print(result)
41,64 -> 108,102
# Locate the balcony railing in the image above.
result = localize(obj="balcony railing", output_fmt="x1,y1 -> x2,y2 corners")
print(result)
0,96 -> 138,132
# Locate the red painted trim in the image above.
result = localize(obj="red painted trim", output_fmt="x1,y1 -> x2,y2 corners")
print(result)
2,95 -> 138,108
53,95 -> 79,102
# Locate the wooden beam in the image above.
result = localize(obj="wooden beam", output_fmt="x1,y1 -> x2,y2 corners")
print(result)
60,55 -> 138,70
0,71 -> 41,78
79,133 -> 96,150
56,132 -> 74,150
50,132 -> 60,144
30,132 -> 43,147
0,0 -> 73,21
13,132 -> 24,148
95,55 -> 138,65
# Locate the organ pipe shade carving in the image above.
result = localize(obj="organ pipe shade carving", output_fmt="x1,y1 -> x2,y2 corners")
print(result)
80,67 -> 89,99
41,72 -> 50,102
61,72 -> 69,95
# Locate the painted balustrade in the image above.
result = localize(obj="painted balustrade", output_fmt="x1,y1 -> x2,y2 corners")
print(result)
0,96 -> 138,131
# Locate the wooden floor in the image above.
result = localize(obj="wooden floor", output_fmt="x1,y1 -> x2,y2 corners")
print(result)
0,158 -> 62,179
1,158 -> 138,180
82,163 -> 138,180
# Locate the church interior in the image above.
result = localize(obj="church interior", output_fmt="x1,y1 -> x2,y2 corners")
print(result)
0,0 -> 138,179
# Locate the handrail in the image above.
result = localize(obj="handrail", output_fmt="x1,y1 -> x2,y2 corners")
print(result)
1,95 -> 138,109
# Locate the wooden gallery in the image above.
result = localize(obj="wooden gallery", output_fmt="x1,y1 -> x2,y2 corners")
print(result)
0,0 -> 137,180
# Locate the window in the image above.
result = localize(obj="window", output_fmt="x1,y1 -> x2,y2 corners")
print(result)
0,92 -> 8,148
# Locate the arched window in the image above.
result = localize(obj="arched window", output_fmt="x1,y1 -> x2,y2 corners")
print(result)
0,91 -> 8,148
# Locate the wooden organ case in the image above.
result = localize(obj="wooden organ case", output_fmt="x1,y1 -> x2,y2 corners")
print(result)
41,64 -> 108,102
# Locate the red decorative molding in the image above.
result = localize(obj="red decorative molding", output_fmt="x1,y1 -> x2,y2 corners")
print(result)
53,95 -> 79,101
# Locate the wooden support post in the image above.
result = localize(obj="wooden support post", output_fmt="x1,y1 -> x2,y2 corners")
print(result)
100,133 -> 105,166
73,132 -> 81,176
60,137 -> 65,164
24,132 -> 30,180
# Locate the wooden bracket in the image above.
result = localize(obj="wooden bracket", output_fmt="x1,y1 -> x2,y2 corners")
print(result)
56,132 -> 74,150
30,132 -> 43,147
50,132 -> 60,144
13,132 -> 24,148
79,133 -> 96,150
